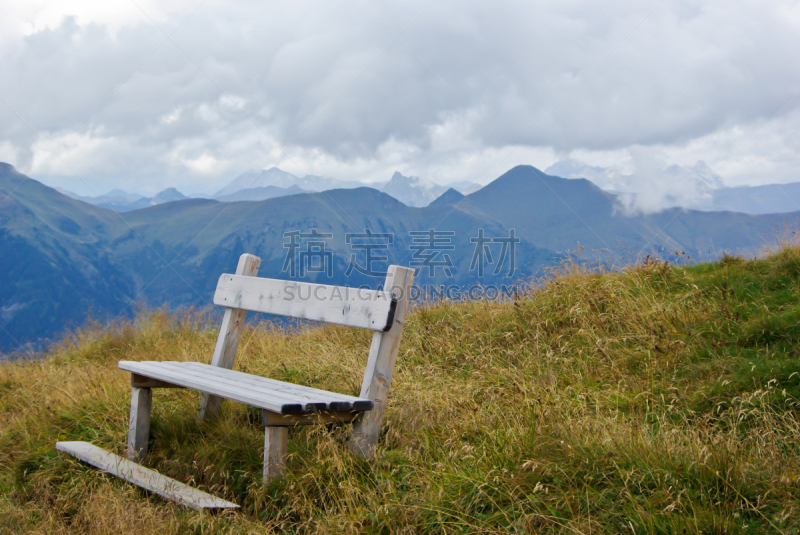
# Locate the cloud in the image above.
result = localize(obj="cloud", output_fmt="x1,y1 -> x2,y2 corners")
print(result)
0,0 -> 798,195
611,150 -> 721,214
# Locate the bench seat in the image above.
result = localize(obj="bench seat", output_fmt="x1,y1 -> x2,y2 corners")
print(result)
119,361 -> 373,415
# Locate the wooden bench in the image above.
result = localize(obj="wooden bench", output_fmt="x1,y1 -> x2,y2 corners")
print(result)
119,254 -> 414,480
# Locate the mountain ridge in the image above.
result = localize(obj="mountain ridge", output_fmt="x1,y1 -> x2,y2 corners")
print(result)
2,162 -> 800,353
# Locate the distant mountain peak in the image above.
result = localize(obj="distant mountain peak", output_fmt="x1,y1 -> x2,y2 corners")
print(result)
545,158 -> 727,213
429,187 -> 465,206
545,160 -> 627,192
388,171 -> 438,187
215,168 -> 366,198
215,167 -> 301,197
151,188 -> 187,204
215,184 -> 309,202
381,171 -> 446,207
0,162 -> 19,174
447,180 -> 483,195
104,188 -> 142,200
665,160 -> 724,189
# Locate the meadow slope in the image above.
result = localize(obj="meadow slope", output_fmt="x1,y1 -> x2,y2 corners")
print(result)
1,246 -> 799,534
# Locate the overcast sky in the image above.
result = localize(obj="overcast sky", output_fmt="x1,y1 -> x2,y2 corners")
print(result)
0,0 -> 798,197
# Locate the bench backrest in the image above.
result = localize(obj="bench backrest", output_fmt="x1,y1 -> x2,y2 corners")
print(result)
213,274 -> 397,331
199,252 -> 415,451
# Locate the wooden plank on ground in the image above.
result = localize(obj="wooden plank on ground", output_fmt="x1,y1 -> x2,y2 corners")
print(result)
56,441 -> 239,510
214,274 -> 395,331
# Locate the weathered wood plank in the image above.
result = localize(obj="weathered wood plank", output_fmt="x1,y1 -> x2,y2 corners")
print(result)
181,362 -> 368,404
263,427 -> 287,481
214,275 -> 396,331
200,253 -> 261,420
124,361 -> 334,411
261,409 -> 358,427
119,361 -> 373,414
349,265 -> 414,458
132,374 -> 184,389
127,387 -> 151,462
154,362 -> 333,411
125,360 -> 370,405
56,441 -> 239,510
122,361 -> 299,413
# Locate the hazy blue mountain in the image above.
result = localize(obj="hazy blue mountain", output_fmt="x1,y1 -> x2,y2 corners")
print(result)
216,168 -> 366,197
108,186 -> 555,308
429,188 -> 465,206
218,167 -> 456,207
0,163 -> 133,353
462,165 -> 651,255
106,188 -> 142,199
215,168 -> 300,197
58,187 -> 144,204
215,184 -> 307,202
461,165 -> 798,261
448,181 -> 483,194
381,171 -> 447,207
0,163 -> 557,353
545,159 -> 629,193
59,186 -> 188,212
3,161 -> 800,355
704,182 -> 800,214
297,174 -> 373,191
545,159 -> 723,197
545,159 -> 800,215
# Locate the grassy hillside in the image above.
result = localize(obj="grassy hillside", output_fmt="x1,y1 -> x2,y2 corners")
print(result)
1,244 -> 799,533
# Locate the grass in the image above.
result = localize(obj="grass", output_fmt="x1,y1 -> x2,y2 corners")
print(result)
1,244 -> 800,534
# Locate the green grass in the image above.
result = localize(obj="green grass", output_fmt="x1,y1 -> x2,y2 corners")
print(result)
1,245 -> 800,533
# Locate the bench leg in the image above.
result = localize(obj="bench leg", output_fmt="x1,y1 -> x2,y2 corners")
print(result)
127,387 -> 152,462
263,426 -> 287,481
349,410 -> 381,458
198,393 -> 224,421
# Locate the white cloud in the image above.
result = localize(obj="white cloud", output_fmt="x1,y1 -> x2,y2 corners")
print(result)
0,0 -> 798,198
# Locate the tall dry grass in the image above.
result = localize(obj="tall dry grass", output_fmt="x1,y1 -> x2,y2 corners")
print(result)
1,246 -> 799,533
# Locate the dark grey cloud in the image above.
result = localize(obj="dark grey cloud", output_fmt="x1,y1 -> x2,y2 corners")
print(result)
0,0 -> 798,195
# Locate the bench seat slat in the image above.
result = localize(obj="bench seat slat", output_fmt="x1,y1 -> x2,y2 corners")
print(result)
119,361 -> 372,415
179,361 -> 367,403
163,361 -> 367,410
148,362 -> 336,412
122,361 -> 302,414
121,361 -> 364,414
162,362 -> 367,412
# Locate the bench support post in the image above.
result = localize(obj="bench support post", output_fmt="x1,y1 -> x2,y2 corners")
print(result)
127,387 -> 152,462
349,265 -> 414,458
263,426 -> 288,481
199,253 -> 261,420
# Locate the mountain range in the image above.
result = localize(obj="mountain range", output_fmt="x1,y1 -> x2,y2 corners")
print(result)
59,187 -> 189,212
61,168 -> 483,209
214,168 -> 479,207
546,159 -> 800,214
2,162 -> 798,355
